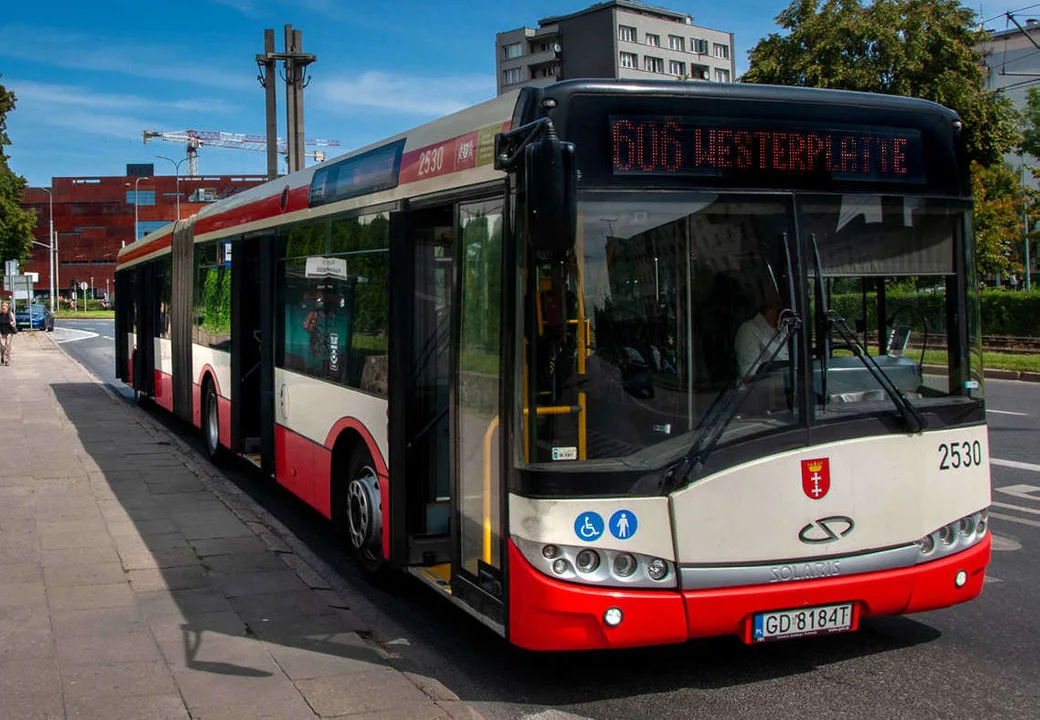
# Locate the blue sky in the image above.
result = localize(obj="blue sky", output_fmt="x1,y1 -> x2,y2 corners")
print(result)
0,0 -> 1017,187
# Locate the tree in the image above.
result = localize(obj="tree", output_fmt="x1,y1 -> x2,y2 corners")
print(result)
743,0 -> 1019,166
0,81 -> 36,263
971,161 -> 1022,280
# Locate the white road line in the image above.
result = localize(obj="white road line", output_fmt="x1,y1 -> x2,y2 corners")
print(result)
988,409 -> 1030,416
992,458 -> 1040,473
990,511 -> 1040,529
52,327 -> 99,344
992,501 -> 1040,516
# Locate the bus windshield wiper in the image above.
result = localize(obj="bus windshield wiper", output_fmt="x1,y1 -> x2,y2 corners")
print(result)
662,310 -> 801,493
826,309 -> 925,433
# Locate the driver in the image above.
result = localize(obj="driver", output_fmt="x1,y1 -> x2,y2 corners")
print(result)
734,285 -> 787,377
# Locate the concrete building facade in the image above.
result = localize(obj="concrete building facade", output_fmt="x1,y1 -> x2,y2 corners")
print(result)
495,0 -> 735,96
19,167 -> 266,303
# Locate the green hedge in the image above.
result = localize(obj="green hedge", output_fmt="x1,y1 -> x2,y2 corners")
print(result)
978,289 -> 1040,338
830,288 -> 1040,338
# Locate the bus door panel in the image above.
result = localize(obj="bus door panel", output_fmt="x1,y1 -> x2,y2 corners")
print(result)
391,205 -> 455,567
231,235 -> 277,475
133,262 -> 158,396
452,197 -> 507,613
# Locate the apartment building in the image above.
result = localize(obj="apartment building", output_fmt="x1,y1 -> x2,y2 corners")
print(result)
495,0 -> 735,95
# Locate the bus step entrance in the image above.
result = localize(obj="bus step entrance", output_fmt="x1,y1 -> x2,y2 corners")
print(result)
410,564 -> 453,594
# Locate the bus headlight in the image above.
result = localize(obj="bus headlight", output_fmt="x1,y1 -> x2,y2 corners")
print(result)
916,509 -> 988,564
512,537 -> 677,589
613,553 -> 637,578
646,558 -> 669,581
576,549 -> 600,573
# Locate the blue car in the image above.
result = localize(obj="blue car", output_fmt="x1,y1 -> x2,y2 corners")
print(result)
15,304 -> 54,331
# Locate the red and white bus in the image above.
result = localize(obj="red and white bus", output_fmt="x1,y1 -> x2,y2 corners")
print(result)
116,79 -> 991,650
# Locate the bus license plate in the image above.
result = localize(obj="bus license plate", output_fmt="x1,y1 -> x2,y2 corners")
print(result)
751,603 -> 854,642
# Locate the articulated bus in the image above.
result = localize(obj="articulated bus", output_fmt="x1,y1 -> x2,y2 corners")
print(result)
116,80 -> 991,651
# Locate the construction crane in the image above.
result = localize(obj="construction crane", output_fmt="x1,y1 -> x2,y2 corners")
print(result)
142,129 -> 340,175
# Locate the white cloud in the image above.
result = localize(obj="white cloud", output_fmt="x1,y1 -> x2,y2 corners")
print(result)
0,25 -> 251,91
7,80 -> 239,141
316,71 -> 495,117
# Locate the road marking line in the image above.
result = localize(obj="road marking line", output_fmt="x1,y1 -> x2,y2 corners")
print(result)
995,483 -> 1040,501
986,575 -> 1004,583
992,458 -> 1040,473
988,409 -> 1029,416
53,328 -> 99,344
990,511 -> 1040,529
992,501 -> 1040,516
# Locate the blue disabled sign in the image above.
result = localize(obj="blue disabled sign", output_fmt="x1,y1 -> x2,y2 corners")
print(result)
609,510 -> 638,540
574,512 -> 605,542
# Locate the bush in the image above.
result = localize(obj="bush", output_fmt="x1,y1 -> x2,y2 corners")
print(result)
830,288 -> 1040,338
978,289 -> 1040,337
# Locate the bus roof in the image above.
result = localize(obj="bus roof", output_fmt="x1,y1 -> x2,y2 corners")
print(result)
118,79 -> 961,269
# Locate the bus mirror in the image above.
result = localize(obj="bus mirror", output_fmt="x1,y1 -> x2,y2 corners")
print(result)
524,136 -> 577,255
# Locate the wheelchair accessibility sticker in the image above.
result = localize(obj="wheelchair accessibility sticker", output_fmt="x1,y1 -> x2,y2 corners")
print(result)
609,510 -> 637,540
574,512 -> 605,542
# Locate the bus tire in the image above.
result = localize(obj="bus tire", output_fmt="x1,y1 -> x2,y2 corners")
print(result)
338,447 -> 386,577
203,382 -> 224,463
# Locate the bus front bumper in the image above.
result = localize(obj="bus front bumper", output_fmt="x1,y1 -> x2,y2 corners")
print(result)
507,535 -> 990,651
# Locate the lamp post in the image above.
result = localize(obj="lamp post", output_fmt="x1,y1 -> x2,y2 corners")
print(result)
39,187 -> 56,316
155,155 -> 186,221
133,176 -> 150,242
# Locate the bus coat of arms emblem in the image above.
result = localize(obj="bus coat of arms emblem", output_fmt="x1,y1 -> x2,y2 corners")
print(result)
801,458 -> 831,500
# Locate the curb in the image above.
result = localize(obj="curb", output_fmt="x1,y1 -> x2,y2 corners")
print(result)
43,332 -> 483,720
984,368 -> 1040,382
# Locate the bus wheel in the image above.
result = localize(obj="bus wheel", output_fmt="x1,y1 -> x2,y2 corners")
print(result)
203,383 -> 223,463
341,448 -> 385,575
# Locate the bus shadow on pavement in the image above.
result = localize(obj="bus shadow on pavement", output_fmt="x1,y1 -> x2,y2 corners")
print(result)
51,382 -> 395,684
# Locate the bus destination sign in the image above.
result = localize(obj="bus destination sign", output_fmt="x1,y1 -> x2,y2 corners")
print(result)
610,116 -> 926,184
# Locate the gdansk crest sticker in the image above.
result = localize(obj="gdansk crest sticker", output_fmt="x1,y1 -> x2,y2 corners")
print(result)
801,458 -> 830,500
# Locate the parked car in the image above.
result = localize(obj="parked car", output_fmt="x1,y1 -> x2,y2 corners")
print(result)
15,303 -> 54,331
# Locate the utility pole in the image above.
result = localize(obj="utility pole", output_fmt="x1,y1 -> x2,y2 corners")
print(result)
256,25 -> 316,177
257,30 -> 279,181
1023,153 -> 1033,291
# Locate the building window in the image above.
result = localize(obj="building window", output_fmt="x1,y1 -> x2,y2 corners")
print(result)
715,68 -> 731,83
126,190 -> 155,206
646,33 -> 660,47
503,42 -> 523,60
504,67 -> 522,85
669,60 -> 686,77
619,25 -> 636,42
714,43 -> 730,59
669,35 -> 684,52
644,56 -> 664,73
691,38 -> 709,54
537,66 -> 557,78
620,51 -> 637,69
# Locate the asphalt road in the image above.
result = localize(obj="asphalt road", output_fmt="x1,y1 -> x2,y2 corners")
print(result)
56,319 -> 1040,719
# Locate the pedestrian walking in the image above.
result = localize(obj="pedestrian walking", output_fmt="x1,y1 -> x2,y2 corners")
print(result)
0,300 -> 15,366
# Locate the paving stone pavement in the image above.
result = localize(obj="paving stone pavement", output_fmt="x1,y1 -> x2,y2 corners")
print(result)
0,331 -> 482,720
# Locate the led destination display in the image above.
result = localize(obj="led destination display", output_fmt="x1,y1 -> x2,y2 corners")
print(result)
610,116 -> 926,184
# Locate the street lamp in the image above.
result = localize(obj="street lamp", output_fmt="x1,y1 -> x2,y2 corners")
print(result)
39,187 -> 56,316
156,155 -> 186,221
133,176 -> 150,242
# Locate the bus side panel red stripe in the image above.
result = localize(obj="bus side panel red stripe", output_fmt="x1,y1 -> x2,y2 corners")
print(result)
313,446 -> 332,519
153,370 -> 174,412
507,540 -> 689,651
275,424 -> 315,507
192,383 -> 202,428
217,396 -> 231,450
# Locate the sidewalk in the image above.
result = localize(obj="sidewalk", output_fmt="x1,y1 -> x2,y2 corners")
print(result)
0,331 -> 478,720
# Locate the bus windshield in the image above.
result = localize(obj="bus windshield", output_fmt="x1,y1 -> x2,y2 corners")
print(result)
523,191 -> 978,471
525,191 -> 799,468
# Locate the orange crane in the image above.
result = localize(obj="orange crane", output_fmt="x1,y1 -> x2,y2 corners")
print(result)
142,129 -> 340,175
